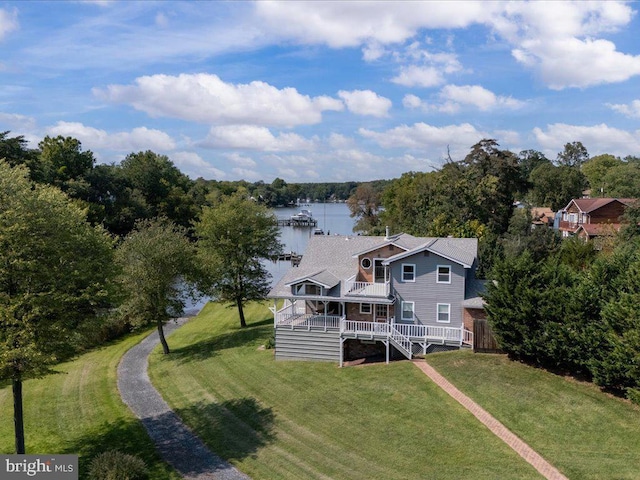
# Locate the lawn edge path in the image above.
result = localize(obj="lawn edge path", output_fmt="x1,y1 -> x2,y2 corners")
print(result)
413,359 -> 567,480
117,318 -> 250,480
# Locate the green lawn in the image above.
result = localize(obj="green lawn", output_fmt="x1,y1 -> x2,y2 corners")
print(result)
149,302 -> 542,480
0,330 -> 180,480
427,351 -> 640,480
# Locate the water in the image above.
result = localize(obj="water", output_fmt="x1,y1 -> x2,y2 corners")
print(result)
268,203 -> 356,286
186,203 -> 355,313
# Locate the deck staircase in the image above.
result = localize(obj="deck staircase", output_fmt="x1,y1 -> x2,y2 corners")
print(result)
388,324 -> 412,359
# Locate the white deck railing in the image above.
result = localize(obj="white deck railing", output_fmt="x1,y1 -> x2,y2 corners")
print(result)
341,320 -> 390,335
276,313 -> 343,330
394,324 -> 463,343
344,278 -> 390,297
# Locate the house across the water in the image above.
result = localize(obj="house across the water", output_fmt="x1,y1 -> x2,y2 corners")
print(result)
268,229 -> 486,366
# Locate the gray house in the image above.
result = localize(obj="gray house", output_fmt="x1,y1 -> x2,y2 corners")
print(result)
268,231 -> 482,365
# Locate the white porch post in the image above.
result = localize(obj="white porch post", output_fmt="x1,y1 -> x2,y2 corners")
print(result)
339,337 -> 345,368
385,339 -> 389,364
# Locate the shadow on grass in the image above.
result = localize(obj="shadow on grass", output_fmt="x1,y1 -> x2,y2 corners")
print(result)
64,417 -> 177,480
169,317 -> 274,364
174,397 -> 276,462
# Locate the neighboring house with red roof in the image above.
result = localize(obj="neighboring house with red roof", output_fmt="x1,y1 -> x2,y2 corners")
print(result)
558,198 -> 636,239
268,231 -> 483,365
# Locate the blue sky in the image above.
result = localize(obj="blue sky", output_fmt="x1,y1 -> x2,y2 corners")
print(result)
1,1 -> 640,182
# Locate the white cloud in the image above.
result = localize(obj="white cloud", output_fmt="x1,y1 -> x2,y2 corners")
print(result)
257,1 -> 640,90
438,84 -> 525,111
492,2 -> 640,89
391,65 -> 445,88
255,1 -> 495,48
533,123 -> 640,158
171,151 -> 226,179
359,122 -> 485,159
327,133 -> 355,149
0,112 -> 36,131
337,90 -> 392,117
46,122 -> 176,151
225,152 -> 257,169
94,73 -> 344,127
202,125 -> 316,151
402,94 -> 423,109
607,99 -> 640,119
231,167 -> 263,181
0,8 -> 18,41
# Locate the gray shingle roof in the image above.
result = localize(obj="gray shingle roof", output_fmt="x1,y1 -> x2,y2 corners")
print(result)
269,234 -> 479,299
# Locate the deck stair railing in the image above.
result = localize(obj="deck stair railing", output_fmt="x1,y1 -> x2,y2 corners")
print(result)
388,324 -> 413,359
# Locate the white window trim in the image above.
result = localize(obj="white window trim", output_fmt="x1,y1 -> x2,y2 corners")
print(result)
360,303 -> 372,314
437,303 -> 451,323
401,301 -> 415,321
436,265 -> 451,284
360,257 -> 372,269
401,263 -> 416,282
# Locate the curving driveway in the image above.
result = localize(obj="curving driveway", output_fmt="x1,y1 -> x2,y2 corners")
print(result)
117,318 -> 250,480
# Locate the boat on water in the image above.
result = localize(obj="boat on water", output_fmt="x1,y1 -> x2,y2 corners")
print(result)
313,228 -> 324,235
291,209 -> 313,222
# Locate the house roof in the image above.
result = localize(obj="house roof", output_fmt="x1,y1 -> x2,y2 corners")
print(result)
285,269 -> 340,289
268,234 -> 478,299
576,223 -> 622,237
382,237 -> 477,268
350,232 -> 428,257
562,198 -> 636,214
531,207 -> 554,221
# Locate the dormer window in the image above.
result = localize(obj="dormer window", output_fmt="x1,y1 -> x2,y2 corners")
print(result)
361,257 -> 372,269
295,283 -> 321,295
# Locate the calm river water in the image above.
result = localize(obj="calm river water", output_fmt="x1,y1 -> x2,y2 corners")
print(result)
268,202 -> 356,286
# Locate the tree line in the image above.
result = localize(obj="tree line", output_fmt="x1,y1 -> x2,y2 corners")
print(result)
348,138 -> 640,276
0,131 -> 382,239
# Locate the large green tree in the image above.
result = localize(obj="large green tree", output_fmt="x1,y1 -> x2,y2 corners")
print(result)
0,161 -> 115,453
120,151 -> 197,231
528,163 -> 586,211
347,183 -> 382,234
581,154 -> 623,196
196,194 -> 283,328
115,218 -> 197,354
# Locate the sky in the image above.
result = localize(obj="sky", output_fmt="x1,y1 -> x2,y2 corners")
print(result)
1,1 -> 640,183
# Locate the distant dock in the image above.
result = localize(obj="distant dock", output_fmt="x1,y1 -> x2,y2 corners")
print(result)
276,251 -> 302,266
276,218 -> 318,227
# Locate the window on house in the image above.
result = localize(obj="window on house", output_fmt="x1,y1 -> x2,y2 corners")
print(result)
402,264 -> 416,282
360,303 -> 372,314
375,304 -> 388,319
296,283 -> 321,295
437,304 -> 450,323
361,257 -> 372,269
437,265 -> 451,284
401,301 -> 414,321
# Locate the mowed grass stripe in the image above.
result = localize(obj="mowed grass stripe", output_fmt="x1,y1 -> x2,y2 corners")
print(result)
149,301 -> 542,480
426,351 -> 640,480
0,330 -> 180,480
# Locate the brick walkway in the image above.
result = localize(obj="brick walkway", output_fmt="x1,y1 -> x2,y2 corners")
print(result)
412,360 -> 568,480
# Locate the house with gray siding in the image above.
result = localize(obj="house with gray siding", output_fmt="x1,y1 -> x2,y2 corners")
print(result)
268,231 -> 481,365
